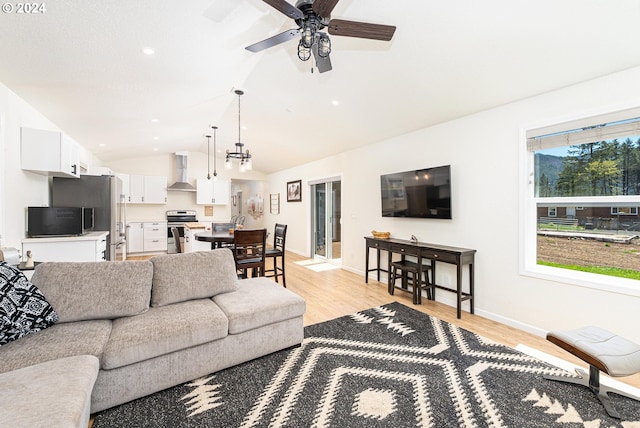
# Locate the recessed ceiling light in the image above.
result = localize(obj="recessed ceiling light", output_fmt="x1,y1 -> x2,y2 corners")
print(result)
99,143 -> 106,147
153,136 -> 159,140
150,118 -> 159,123
142,47 -> 155,55
153,148 -> 159,152
332,100 -> 340,106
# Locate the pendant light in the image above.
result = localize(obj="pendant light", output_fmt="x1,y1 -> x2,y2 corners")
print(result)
205,134 -> 212,180
205,126 -> 219,181
224,89 -> 252,172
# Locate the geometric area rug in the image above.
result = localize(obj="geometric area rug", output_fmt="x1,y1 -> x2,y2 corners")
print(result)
92,302 -> 640,427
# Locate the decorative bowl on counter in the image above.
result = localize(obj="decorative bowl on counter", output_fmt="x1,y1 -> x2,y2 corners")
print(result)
371,230 -> 391,239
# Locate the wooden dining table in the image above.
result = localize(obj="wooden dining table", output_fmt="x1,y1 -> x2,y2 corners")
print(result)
194,230 -> 234,249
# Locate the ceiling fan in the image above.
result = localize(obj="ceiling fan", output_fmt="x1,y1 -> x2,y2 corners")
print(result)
245,0 -> 396,73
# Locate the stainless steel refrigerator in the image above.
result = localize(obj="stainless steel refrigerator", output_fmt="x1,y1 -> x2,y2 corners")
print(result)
51,175 -> 127,261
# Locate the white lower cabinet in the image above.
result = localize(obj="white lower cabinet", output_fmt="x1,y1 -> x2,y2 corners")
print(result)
184,225 -> 210,252
143,222 -> 167,252
21,231 -> 108,262
127,221 -> 167,253
126,222 -> 144,253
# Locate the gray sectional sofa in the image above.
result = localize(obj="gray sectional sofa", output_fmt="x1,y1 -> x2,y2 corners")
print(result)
0,249 -> 306,426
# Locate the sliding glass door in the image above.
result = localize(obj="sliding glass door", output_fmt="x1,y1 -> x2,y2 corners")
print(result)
312,180 -> 342,262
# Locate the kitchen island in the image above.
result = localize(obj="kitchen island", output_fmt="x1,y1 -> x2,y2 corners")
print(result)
184,222 -> 210,252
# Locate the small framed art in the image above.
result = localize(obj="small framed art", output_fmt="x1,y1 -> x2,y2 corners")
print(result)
287,180 -> 302,202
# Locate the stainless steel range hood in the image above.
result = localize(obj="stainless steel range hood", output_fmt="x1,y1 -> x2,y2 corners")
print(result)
167,152 -> 196,192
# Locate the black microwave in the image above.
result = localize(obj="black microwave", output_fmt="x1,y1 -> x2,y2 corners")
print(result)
27,207 -> 94,237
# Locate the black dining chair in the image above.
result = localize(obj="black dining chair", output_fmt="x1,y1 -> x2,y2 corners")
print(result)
232,228 -> 267,278
265,223 -> 287,287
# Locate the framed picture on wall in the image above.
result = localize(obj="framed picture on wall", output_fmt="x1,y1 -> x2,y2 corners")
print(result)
287,180 -> 302,202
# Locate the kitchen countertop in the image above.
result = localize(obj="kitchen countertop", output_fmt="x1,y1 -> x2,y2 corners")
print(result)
22,231 -> 109,243
185,222 -> 206,229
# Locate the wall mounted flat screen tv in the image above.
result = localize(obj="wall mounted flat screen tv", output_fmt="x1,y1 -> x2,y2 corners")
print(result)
380,165 -> 452,219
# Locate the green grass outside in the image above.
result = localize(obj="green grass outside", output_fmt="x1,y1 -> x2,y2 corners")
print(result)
538,261 -> 640,280
537,223 -> 583,232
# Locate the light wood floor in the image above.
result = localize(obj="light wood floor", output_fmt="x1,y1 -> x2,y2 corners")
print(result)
128,251 -> 640,390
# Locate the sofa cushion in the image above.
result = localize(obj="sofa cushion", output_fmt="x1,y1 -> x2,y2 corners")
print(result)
0,261 -> 58,346
150,250 -> 238,307
213,277 -> 306,334
32,260 -> 153,323
102,299 -> 229,370
0,319 -> 111,374
0,355 -> 99,428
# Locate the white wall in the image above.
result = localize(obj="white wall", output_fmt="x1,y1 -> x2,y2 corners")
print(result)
0,82 -> 64,252
265,66 -> 640,343
231,180 -> 266,230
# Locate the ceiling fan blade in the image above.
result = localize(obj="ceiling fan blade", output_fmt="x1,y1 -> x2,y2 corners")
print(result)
327,19 -> 396,41
312,0 -> 340,18
263,0 -> 304,20
312,41 -> 332,73
245,29 -> 301,52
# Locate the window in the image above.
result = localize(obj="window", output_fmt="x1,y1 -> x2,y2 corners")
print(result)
523,108 -> 640,292
611,207 -> 638,215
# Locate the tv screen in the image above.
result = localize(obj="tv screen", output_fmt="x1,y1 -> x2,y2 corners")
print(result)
380,165 -> 452,219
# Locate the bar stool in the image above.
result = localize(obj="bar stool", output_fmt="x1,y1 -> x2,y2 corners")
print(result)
265,223 -> 287,287
388,258 -> 434,304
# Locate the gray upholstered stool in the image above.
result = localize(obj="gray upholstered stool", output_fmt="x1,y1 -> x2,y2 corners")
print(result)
544,326 -> 640,419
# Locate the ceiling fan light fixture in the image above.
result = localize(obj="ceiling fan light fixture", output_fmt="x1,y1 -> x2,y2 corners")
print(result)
245,0 -> 396,73
298,40 -> 311,61
317,34 -> 331,58
301,24 -> 315,48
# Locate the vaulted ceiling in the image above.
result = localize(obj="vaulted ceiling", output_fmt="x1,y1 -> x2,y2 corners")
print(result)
2,0 -> 640,173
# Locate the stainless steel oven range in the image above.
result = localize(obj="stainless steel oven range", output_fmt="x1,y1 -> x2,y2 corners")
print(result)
166,210 -> 197,253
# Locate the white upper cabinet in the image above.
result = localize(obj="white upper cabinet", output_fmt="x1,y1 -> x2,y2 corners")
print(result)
129,174 -> 145,203
127,174 -> 167,204
21,127 -> 81,178
196,178 -> 230,205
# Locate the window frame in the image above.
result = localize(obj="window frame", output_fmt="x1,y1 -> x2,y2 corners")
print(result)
519,109 -> 640,298
611,207 -> 638,215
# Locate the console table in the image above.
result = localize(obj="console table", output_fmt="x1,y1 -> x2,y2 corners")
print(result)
364,236 -> 476,318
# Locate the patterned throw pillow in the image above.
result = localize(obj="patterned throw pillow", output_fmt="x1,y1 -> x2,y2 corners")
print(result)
0,261 -> 58,346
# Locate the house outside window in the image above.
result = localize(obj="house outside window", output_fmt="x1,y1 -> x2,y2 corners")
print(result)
522,108 -> 640,293
611,207 -> 638,215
